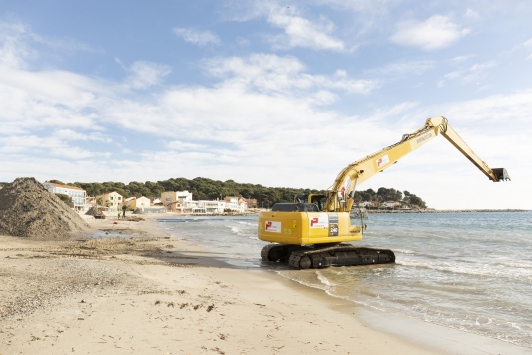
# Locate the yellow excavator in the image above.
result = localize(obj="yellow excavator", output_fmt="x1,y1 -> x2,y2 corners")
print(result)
258,116 -> 510,269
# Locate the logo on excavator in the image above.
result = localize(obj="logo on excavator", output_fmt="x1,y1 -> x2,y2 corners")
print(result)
309,214 -> 328,228
416,132 -> 432,144
265,221 -> 281,233
376,154 -> 390,168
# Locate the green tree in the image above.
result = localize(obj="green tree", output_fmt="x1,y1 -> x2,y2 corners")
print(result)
49,179 -> 65,185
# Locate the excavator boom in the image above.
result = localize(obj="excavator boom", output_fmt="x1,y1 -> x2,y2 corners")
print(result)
326,116 -> 509,212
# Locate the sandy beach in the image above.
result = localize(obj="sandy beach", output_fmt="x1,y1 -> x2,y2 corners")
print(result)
0,214 -> 530,355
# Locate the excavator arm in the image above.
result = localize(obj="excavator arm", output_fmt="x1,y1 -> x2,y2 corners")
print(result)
326,116 -> 510,212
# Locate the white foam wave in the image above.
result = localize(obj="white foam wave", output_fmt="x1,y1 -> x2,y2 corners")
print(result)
393,249 -> 416,254
275,271 -> 330,292
316,272 -> 334,287
228,225 -> 256,238
237,221 -> 256,226
499,261 -> 532,269
397,259 -> 532,280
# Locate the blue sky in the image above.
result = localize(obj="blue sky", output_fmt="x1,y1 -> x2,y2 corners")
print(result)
1,0 -> 531,209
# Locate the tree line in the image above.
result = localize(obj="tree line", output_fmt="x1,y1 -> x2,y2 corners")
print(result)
49,177 -> 427,209
354,187 -> 427,208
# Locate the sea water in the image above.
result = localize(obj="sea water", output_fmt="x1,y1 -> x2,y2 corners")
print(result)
159,212 -> 532,347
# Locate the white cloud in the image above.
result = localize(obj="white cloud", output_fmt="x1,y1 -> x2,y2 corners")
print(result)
317,0 -> 396,12
126,61 -> 171,90
173,28 -> 221,46
438,61 -> 497,87
441,90 -> 532,124
0,134 -> 109,158
228,3 -> 345,51
464,8 -> 480,21
167,140 -> 211,151
0,21 -> 34,69
265,7 -> 345,51
390,15 -> 470,51
0,21 -> 91,70
452,55 -> 472,62
314,0 -> 400,36
365,60 -> 434,76
204,53 -> 377,95
53,129 -> 111,142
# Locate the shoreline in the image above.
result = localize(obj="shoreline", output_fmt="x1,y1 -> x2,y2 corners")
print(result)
366,208 -> 529,213
0,214 -> 530,354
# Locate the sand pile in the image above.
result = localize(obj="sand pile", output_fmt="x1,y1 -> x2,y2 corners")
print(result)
0,177 -> 91,239
85,206 -> 103,216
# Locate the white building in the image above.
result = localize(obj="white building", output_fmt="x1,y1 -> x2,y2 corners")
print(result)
382,201 -> 400,208
198,200 -> 226,213
161,190 -> 246,214
43,182 -> 86,211
224,196 -> 246,213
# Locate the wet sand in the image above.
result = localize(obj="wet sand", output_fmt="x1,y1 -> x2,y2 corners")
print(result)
0,213 -> 529,354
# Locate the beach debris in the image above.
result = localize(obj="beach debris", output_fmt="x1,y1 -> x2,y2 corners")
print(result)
0,177 -> 91,239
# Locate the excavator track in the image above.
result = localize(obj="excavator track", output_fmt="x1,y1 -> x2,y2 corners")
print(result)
261,244 -> 308,262
286,244 -> 395,269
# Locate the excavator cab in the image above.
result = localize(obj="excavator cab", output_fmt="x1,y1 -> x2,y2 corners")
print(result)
294,194 -> 327,211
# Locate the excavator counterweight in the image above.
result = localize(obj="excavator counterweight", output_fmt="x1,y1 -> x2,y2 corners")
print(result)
258,116 -> 510,269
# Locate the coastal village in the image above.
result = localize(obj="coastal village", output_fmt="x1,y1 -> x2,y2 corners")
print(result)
40,181 -> 257,215
0,180 -> 424,215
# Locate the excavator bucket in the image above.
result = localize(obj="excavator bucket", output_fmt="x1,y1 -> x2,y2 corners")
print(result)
491,168 -> 510,181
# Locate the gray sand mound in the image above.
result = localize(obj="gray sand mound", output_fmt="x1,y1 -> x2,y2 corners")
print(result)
85,206 -> 102,216
0,177 -> 91,239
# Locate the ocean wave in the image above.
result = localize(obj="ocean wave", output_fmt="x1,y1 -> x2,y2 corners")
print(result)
396,259 -> 532,281
498,261 -> 532,269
